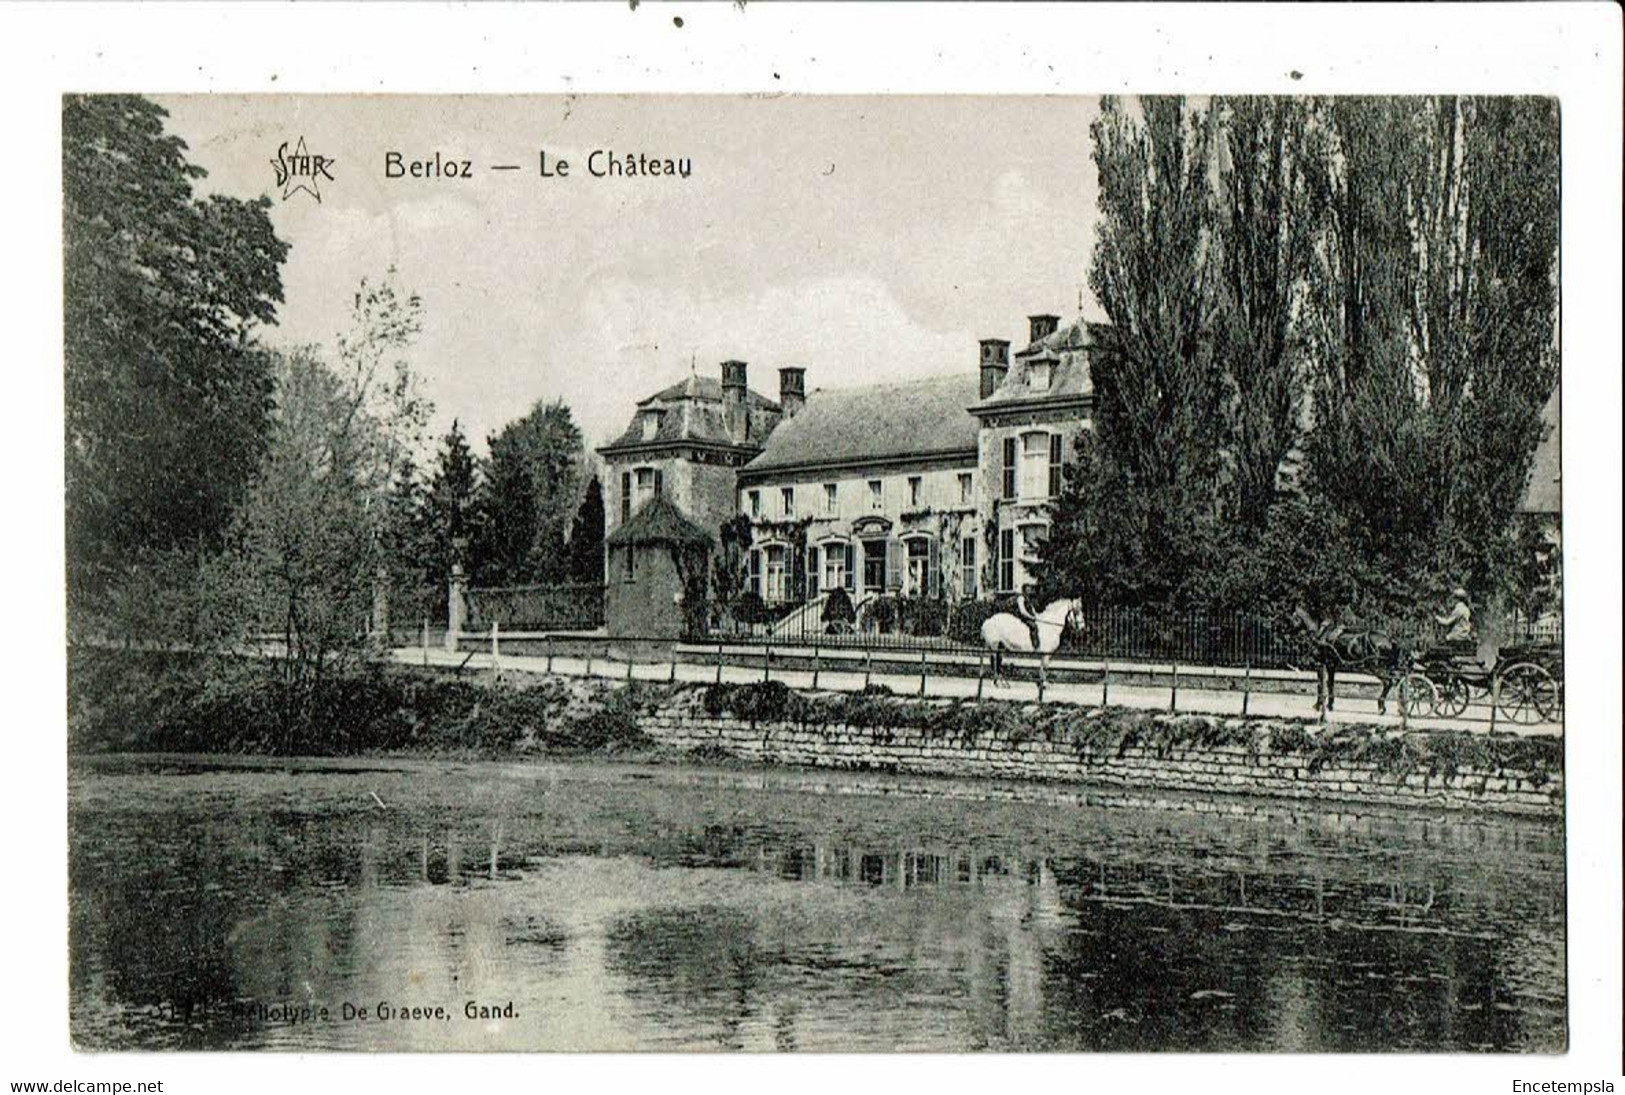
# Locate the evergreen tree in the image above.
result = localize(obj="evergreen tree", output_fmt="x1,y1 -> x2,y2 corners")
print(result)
421,421 -> 481,594
566,476 -> 606,583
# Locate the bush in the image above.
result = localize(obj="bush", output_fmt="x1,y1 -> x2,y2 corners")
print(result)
947,599 -> 1002,644
894,596 -> 950,638
821,586 -> 856,629
67,648 -> 661,757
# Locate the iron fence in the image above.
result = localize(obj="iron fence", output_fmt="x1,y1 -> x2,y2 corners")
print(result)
692,594 -> 1310,669
465,582 -> 606,631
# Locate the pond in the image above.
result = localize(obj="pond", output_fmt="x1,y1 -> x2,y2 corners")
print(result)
68,755 -> 1566,1052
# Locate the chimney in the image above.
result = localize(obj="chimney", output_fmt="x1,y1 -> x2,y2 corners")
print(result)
1028,314 -> 1060,343
778,367 -> 806,418
721,360 -> 749,441
978,338 -> 1010,400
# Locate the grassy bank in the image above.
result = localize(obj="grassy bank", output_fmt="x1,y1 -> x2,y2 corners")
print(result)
67,648 -> 670,757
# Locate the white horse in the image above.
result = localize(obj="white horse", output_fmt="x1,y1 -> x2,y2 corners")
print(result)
980,598 -> 1083,686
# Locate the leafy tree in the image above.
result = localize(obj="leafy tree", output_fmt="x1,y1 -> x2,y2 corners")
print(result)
332,267 -> 429,494
566,476 -> 606,583
473,399 -> 584,584
235,348 -> 381,740
1210,96 -> 1320,530
1301,97 -> 1559,617
1034,96 -> 1225,611
64,94 -> 288,605
1040,94 -> 1558,633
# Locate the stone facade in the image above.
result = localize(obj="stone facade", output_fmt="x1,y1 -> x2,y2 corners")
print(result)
597,363 -> 784,567
605,542 -> 690,640
970,315 -> 1096,593
740,460 -> 983,601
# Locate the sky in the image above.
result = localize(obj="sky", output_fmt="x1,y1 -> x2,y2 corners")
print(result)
156,95 -> 1107,454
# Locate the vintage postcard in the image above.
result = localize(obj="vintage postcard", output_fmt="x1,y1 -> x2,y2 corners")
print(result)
59,90 -> 1573,1055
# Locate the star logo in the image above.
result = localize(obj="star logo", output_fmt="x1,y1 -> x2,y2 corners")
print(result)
270,137 -> 336,203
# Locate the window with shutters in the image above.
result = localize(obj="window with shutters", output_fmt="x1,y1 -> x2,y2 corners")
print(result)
867,479 -> 883,510
748,548 -> 761,597
620,471 -> 632,523
904,537 -> 930,596
763,544 -> 787,603
821,540 -> 849,592
806,546 -> 820,598
1001,437 -> 1017,498
862,540 -> 887,592
747,489 -> 761,518
1020,432 -> 1049,498
781,487 -> 795,518
960,535 -> 977,597
1048,433 -> 1064,497
999,528 -> 1016,592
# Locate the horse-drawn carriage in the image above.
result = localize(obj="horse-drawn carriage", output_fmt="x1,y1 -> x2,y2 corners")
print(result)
1296,605 -> 1563,725
1393,640 -> 1563,725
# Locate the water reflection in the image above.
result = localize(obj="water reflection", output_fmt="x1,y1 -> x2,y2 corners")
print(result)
68,757 -> 1565,1052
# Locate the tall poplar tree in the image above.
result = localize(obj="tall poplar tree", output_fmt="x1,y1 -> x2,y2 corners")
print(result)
1035,96 -> 1225,610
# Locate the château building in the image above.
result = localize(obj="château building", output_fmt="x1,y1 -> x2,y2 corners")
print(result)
596,314 -> 1098,636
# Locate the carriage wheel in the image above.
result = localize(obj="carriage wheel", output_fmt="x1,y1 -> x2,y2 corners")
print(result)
1435,674 -> 1471,719
1498,662 -> 1560,725
1396,673 -> 1438,720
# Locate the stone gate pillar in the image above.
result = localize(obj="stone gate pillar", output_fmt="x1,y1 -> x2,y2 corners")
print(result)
446,562 -> 467,651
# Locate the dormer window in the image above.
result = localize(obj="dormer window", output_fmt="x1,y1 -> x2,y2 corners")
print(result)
1028,362 -> 1052,391
640,409 -> 664,441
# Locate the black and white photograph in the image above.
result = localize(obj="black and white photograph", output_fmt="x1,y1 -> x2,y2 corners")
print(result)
4,2 -> 1620,1087
61,90 -> 1568,1053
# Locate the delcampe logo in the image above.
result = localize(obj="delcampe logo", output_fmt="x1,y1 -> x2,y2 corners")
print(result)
270,136 -> 335,203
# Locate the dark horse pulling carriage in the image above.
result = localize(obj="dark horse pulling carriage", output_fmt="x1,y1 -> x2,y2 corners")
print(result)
1293,606 -> 1563,725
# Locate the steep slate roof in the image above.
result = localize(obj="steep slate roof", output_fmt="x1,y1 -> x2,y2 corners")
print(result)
742,373 -> 981,476
1519,390 -> 1561,515
972,317 -> 1095,411
638,375 -> 778,410
606,495 -> 713,546
600,376 -> 781,453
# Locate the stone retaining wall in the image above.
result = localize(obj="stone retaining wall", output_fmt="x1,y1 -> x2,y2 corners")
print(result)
641,706 -> 1562,818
